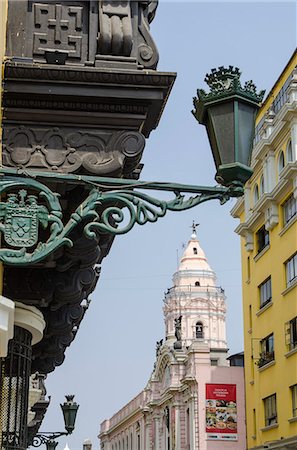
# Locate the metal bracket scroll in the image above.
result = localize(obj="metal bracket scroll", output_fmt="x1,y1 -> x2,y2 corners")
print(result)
0,174 -> 243,266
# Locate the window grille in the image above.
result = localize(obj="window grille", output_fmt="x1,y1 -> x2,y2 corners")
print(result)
0,326 -> 32,450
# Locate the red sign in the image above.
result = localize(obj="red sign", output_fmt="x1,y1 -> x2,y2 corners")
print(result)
205,384 -> 237,441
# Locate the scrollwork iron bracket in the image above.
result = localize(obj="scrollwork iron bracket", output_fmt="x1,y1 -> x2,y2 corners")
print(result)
32,432 -> 68,448
0,170 -> 243,266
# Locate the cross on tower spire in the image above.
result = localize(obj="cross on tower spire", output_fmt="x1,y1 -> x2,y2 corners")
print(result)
191,221 -> 200,235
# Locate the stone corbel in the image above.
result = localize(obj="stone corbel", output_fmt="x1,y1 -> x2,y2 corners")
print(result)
235,224 -> 254,252
264,201 -> 279,231
260,108 -> 275,140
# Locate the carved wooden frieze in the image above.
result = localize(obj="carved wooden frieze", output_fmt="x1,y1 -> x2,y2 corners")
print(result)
2,127 -> 145,177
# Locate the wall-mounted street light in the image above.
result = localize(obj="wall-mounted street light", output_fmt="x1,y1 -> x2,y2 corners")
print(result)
0,67 -> 264,266
193,66 -> 265,187
32,396 -> 79,450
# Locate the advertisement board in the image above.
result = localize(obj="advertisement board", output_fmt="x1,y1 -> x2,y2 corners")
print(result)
205,384 -> 237,441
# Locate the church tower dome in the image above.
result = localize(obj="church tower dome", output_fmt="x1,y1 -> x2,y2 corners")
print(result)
163,225 -> 228,361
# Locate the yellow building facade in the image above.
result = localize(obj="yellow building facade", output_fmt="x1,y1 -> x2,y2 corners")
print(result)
232,50 -> 297,450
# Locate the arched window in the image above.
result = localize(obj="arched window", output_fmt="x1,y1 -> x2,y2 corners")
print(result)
260,175 -> 265,196
195,281 -> 200,287
287,140 -> 293,162
253,184 -> 259,204
196,321 -> 204,339
193,247 -> 198,255
278,151 -> 285,174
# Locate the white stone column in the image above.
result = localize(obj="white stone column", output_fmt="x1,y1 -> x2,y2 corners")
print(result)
174,404 -> 180,450
190,399 -> 195,450
0,296 -> 15,357
153,416 -> 160,450
0,298 -> 45,357
14,301 -> 45,345
145,420 -> 151,450
264,150 -> 276,192
140,418 -> 145,450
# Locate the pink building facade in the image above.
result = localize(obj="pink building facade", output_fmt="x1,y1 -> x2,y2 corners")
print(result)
99,231 -> 246,450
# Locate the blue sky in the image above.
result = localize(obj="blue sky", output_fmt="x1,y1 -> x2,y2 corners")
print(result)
41,2 -> 297,449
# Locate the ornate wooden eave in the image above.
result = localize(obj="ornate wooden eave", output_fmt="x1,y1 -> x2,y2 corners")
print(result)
1,0 -> 176,375
4,62 -> 176,140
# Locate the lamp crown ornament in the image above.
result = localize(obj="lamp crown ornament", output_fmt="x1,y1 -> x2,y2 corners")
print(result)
194,65 -> 265,105
205,65 -> 241,91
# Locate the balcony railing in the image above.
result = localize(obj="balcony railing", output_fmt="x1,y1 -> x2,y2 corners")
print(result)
257,351 -> 275,368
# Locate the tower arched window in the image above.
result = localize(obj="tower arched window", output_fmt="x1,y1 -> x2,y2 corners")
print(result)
193,247 -> 198,255
196,321 -> 204,339
195,281 -> 200,287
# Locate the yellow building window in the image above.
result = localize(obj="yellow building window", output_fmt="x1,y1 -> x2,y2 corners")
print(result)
282,195 -> 297,225
259,277 -> 272,309
259,334 -> 274,368
285,317 -> 297,351
291,384 -> 297,418
263,394 -> 277,426
285,253 -> 297,287
256,225 -> 270,255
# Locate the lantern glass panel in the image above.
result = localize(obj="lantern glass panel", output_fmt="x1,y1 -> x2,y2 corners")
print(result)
208,102 -> 235,167
237,102 -> 257,167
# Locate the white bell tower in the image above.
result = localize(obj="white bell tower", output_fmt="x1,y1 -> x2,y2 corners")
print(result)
163,225 -> 228,361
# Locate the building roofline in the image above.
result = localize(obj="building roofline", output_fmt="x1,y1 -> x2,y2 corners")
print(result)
256,48 -> 297,123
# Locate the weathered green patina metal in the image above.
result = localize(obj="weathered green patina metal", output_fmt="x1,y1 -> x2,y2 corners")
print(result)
192,66 -> 265,187
0,170 -> 243,266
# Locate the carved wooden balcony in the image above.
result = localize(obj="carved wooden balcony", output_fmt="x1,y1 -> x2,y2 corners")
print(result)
1,0 -> 176,374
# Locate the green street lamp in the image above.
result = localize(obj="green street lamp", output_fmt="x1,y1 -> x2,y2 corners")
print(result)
192,66 -> 265,187
0,67 -> 264,266
61,395 -> 79,435
32,395 -> 79,450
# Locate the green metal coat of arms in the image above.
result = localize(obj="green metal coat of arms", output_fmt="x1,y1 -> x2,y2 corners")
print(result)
2,190 -> 49,248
